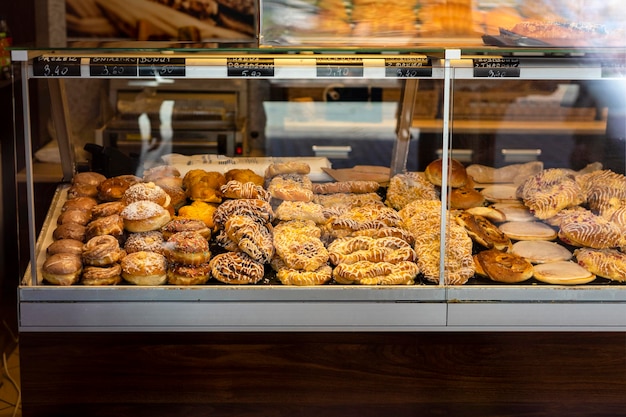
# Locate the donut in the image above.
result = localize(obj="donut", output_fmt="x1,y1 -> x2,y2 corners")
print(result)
167,262 -> 211,285
41,253 -> 82,286
72,171 -> 106,187
91,201 -> 126,219
53,222 -> 87,242
121,200 -> 171,233
98,175 -> 142,202
81,263 -> 122,286
57,208 -> 92,226
47,238 -> 84,256
424,158 -> 468,188
161,218 -> 211,241
120,251 -> 168,286
62,196 -> 98,213
85,214 -> 125,242
209,251 -> 265,284
473,248 -> 533,283
124,231 -> 165,254
332,260 -> 419,285
122,182 -> 169,207
67,183 -> 99,199
82,235 -> 126,266
163,231 -> 211,265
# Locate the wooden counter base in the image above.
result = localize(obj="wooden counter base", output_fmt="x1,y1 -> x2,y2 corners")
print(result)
20,332 -> 626,417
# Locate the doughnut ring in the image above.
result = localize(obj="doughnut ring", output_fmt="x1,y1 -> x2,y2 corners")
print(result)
82,235 -> 125,266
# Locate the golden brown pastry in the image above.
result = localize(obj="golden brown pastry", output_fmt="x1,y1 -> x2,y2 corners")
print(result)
220,180 -> 270,201
424,158 -> 468,188
327,235 -> 417,265
81,263 -> 122,286
516,168 -> 585,219
385,172 -> 438,211
163,231 -> 211,266
61,196 -> 98,213
47,238 -> 85,257
167,262 -> 211,285
121,200 -> 171,233
122,182 -> 169,207
473,249 -> 533,283
455,212 -> 512,251
312,180 -> 380,195
177,200 -> 219,229
273,220 -> 328,272
532,261 -> 596,285
57,208 -> 92,226
98,175 -> 142,202
41,253 -> 83,286
72,171 -> 107,187
224,168 -> 264,186
275,200 -> 327,224
53,222 -> 87,242
449,187 -> 485,209
213,198 -> 274,229
332,260 -> 419,285
91,201 -> 126,219
161,218 -> 211,241
209,251 -> 265,284
124,231 -> 165,254
85,214 -> 125,242
264,161 -> 310,179
224,215 -> 274,263
271,256 -> 332,286
267,174 -> 314,202
120,250 -> 168,286
574,248 -> 626,282
82,234 -> 126,267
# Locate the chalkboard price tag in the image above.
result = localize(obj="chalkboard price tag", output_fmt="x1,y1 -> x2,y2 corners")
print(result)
33,56 -> 82,77
138,57 -> 186,77
89,57 -> 138,77
227,57 -> 275,77
473,58 -> 520,77
316,58 -> 364,77
385,58 -> 432,77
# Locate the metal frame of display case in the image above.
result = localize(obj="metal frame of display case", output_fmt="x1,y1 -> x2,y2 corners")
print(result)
12,47 -> 626,332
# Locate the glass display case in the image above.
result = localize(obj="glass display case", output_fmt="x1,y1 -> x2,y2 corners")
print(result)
11,43 -> 626,332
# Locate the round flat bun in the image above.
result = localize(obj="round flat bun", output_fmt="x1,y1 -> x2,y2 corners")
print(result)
511,240 -> 572,264
492,203 -> 536,222
532,261 -> 596,285
424,158 -> 468,188
480,185 -> 519,203
498,221 -> 557,241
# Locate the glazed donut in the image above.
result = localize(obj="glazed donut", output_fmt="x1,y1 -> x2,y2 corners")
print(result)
41,253 -> 82,286
161,218 -> 211,241
47,238 -> 84,256
53,222 -> 87,242
81,263 -> 122,286
57,208 -> 92,226
98,175 -> 142,202
62,196 -> 98,213
82,234 -> 126,266
327,235 -> 417,265
120,250 -> 168,286
224,215 -> 274,263
332,260 -> 419,285
209,251 -> 265,284
67,183 -> 99,199
271,257 -> 332,286
213,198 -> 274,229
273,220 -> 328,272
167,262 -> 212,285
121,200 -> 171,233
72,171 -> 106,187
163,231 -> 211,265
122,182 -> 169,207
85,214 -> 125,242
220,180 -> 271,202
124,231 -> 165,254
91,201 -> 126,219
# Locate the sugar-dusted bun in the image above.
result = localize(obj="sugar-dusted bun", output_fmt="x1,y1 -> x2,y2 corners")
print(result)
498,221 -> 557,241
121,200 -> 171,233
511,240 -> 572,264
163,231 -> 211,265
424,158 -> 467,188
41,253 -> 82,286
120,251 -> 167,286
122,182 -> 169,206
532,261 -> 596,285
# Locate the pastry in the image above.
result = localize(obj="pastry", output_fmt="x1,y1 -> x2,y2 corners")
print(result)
81,263 -> 122,286
455,211 -> 512,251
61,196 -> 98,213
275,200 -> 327,224
424,158 -> 468,188
574,248 -> 626,282
213,198 -> 274,229
57,208 -> 92,226
473,249 -> 533,283
511,240 -> 572,264
267,174 -> 314,202
52,222 -> 87,242
121,200 -> 171,233
98,175 -> 142,202
516,168 -> 585,219
271,257 -> 332,286
177,200 -> 219,228
91,201 -> 126,219
332,260 -> 419,285
385,172 -> 438,211
41,253 -> 82,286
209,251 -> 265,284
312,180 -> 380,195
220,180 -> 271,201
224,168 -> 264,186
167,262 -> 212,285
498,221 -> 557,241
72,171 -> 107,187
273,220 -> 328,272
120,250 -> 168,286
82,234 -> 125,266
327,235 -> 417,265
224,214 -> 274,263
85,214 -> 125,242
124,231 -> 165,254
163,231 -> 211,265
161,218 -> 211,241
122,181 -> 170,207
449,186 -> 485,209
47,238 -> 84,256
264,161 -> 310,178
532,261 -> 596,285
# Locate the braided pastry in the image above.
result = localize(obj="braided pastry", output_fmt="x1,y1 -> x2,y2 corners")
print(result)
332,260 -> 419,285
220,180 -> 271,202
385,172 -> 438,210
267,174 -> 314,202
271,257 -> 332,286
328,235 -> 417,265
224,215 -> 274,263
209,251 -> 265,284
273,220 -> 328,272
516,168 -> 585,219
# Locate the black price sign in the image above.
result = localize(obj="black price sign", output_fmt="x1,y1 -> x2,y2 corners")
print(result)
227,57 -> 275,77
138,57 -> 186,77
33,56 -> 81,77
385,58 -> 432,77
473,58 -> 520,78
89,57 -> 138,77
601,61 -> 626,78
316,58 -> 364,77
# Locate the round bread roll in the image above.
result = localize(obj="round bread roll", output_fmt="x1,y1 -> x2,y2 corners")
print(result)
449,187 -> 485,209
498,221 -> 557,241
121,200 -> 171,233
424,158 -> 467,188
532,261 -> 596,285
473,249 -> 533,283
511,240 -> 572,264
41,253 -> 82,286
120,250 -> 168,286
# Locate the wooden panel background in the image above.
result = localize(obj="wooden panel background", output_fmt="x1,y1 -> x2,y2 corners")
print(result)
20,332 -> 626,417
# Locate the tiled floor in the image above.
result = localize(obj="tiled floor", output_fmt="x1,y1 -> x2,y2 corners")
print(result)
0,345 -> 20,417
